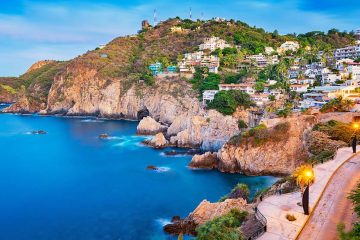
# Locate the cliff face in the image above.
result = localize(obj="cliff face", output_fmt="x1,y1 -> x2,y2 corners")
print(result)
217,116 -> 317,175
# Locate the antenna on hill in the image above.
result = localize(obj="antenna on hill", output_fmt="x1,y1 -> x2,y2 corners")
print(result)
154,9 -> 158,25
201,12 -> 204,21
189,7 -> 192,20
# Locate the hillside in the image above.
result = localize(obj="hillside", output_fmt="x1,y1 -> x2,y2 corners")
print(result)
1,18 -> 356,114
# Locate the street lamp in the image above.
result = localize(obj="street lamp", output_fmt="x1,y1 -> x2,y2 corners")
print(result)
352,123 -> 359,153
293,165 -> 315,215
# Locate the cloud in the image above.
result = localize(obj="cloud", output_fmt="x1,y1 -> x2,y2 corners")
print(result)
0,2 -> 144,43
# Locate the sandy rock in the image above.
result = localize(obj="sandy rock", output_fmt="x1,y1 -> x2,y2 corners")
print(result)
136,117 -> 167,135
217,115 -> 317,175
189,152 -> 218,169
144,133 -> 168,148
164,198 -> 248,235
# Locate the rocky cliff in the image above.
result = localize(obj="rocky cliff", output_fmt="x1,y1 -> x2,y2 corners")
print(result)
217,115 -> 317,175
188,115 -> 317,175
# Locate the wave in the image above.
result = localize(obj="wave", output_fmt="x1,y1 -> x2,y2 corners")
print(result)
80,119 -> 104,123
155,218 -> 171,227
112,135 -> 150,150
155,167 -> 171,173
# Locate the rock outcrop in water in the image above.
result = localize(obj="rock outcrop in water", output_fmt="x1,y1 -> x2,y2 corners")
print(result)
143,132 -> 168,148
137,116 -> 167,135
189,152 -> 218,169
216,115 -> 317,175
164,198 -> 248,235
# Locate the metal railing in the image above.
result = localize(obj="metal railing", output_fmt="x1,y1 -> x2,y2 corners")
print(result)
246,208 -> 267,240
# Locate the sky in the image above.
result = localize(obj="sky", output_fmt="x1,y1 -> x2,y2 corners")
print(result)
0,0 -> 359,76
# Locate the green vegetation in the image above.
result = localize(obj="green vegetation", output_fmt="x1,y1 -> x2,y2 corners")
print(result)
337,181 -> 360,239
238,120 -> 248,129
320,97 -> 355,113
141,74 -> 155,86
229,122 -> 291,146
207,90 -> 255,115
313,120 -> 355,144
190,68 -> 220,94
196,209 -> 248,240
276,107 -> 292,118
0,84 -> 17,94
219,183 -> 250,202
224,70 -> 247,84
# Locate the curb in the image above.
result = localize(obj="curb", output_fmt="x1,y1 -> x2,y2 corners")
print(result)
295,149 -> 360,239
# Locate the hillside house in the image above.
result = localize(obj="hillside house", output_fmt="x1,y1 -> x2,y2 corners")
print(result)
219,83 -> 255,94
199,37 -> 231,51
290,84 -> 309,93
202,90 -> 219,104
277,41 -> 300,54
149,62 -> 163,76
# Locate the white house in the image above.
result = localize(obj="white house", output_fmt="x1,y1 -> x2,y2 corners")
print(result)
250,94 -> 270,106
202,90 -> 219,104
265,47 -> 275,55
297,79 -> 315,85
347,62 -> 360,80
218,83 -> 255,94
290,84 -> 309,93
277,41 -> 300,54
334,44 -> 360,60
199,37 -> 231,51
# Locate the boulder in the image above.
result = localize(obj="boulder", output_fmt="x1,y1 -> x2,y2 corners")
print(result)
31,130 -> 47,135
143,133 -> 168,148
146,165 -> 158,170
98,133 -> 109,139
164,198 -> 248,235
136,116 -> 167,135
188,152 -> 218,169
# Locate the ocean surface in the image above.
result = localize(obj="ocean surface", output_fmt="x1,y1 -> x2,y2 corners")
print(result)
0,106 -> 277,240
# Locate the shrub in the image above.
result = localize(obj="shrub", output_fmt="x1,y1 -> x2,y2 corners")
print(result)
320,97 -> 354,113
313,120 -> 354,144
276,107 -> 292,118
196,209 -> 248,240
208,90 -> 255,115
238,120 -> 248,129
142,74 -> 155,86
228,183 -> 250,202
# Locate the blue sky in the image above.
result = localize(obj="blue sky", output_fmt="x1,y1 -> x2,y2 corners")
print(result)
0,0 -> 359,76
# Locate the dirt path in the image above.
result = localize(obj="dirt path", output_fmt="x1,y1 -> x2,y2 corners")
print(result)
297,155 -> 360,240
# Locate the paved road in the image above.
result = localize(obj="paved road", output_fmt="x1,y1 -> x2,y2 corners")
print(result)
297,154 -> 360,240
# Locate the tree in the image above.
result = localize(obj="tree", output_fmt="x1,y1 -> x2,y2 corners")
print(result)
254,82 -> 265,92
238,120 -> 248,129
208,91 -> 237,115
292,164 -> 315,192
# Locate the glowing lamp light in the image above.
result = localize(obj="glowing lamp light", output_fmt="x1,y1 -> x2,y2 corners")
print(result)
353,123 -> 359,129
305,170 -> 313,178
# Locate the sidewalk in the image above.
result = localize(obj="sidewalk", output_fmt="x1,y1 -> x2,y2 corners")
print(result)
257,147 -> 357,240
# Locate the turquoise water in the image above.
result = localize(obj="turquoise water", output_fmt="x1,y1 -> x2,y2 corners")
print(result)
0,109 -> 277,240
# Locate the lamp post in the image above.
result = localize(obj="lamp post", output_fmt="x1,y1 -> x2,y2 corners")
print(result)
352,123 -> 359,153
294,165 -> 315,215
302,170 -> 313,215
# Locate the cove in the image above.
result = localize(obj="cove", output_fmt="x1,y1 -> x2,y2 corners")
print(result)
0,110 -> 277,240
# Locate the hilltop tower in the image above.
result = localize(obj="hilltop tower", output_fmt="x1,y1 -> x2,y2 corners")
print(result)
189,7 -> 192,20
141,20 -> 150,30
154,9 -> 158,25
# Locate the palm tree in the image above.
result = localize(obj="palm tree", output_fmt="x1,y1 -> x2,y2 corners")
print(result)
293,164 -> 315,192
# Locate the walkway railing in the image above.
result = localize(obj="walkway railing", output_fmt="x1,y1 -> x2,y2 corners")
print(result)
246,208 -> 267,240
